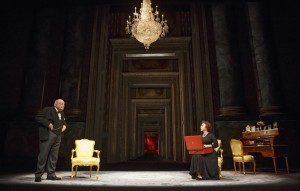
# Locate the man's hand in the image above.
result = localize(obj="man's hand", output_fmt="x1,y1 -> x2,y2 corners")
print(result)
61,125 -> 67,132
48,123 -> 54,130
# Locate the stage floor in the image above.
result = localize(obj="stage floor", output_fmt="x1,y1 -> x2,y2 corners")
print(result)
1,170 -> 300,191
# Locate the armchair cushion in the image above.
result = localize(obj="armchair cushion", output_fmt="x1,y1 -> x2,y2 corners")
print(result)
72,157 -> 100,164
233,155 -> 254,162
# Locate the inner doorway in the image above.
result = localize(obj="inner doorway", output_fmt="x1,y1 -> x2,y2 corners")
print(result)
144,131 -> 159,156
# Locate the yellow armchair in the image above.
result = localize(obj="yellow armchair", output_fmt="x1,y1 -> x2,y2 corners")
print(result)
230,139 -> 256,174
71,139 -> 100,179
214,139 -> 223,177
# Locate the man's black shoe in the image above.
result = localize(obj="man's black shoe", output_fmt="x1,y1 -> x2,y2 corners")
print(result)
35,177 -> 42,182
47,176 -> 61,180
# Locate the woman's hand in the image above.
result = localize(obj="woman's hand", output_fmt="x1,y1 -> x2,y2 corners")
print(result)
203,144 -> 212,148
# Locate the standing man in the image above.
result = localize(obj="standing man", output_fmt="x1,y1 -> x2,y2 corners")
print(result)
34,99 -> 67,182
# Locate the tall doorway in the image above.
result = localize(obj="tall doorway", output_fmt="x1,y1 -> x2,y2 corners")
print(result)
104,38 -> 203,163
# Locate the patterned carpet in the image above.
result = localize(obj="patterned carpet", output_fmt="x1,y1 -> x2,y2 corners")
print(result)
0,170 -> 299,191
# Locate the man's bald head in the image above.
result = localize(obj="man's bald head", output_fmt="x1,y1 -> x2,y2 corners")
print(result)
54,99 -> 65,112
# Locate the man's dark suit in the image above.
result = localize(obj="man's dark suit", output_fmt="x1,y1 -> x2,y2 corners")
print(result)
35,106 -> 67,179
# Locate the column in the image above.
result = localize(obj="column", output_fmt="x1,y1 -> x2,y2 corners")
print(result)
212,3 -> 246,116
59,7 -> 90,118
247,2 -> 283,117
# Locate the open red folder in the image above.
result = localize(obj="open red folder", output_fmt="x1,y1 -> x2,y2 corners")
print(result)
184,135 -> 213,154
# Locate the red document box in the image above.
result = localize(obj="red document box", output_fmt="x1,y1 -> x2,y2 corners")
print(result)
184,135 -> 213,154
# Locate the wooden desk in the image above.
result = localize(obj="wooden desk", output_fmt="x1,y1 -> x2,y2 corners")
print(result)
242,128 -> 289,174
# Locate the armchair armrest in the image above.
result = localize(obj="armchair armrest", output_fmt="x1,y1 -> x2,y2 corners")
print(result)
71,149 -> 75,159
94,150 -> 100,158
219,148 -> 223,158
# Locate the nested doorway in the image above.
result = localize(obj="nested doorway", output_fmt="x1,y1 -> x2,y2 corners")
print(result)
106,38 -> 197,163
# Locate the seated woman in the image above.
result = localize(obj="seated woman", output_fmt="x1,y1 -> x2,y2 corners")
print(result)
189,120 -> 219,180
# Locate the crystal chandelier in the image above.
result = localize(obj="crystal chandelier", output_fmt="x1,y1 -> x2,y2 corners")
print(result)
125,0 -> 168,50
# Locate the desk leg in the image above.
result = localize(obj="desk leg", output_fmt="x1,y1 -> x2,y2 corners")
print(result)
285,157 -> 290,174
272,157 -> 278,175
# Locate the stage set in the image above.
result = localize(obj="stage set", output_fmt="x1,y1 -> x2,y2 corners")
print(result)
1,1 -> 300,191
1,170 -> 299,191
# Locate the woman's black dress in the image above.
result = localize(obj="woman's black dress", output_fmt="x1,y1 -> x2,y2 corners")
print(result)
189,133 -> 219,180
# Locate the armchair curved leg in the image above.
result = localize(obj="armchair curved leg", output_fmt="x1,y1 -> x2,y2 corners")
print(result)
90,166 -> 92,177
253,160 -> 256,174
71,164 -> 75,178
285,157 -> 290,174
233,161 -> 237,174
242,162 -> 245,174
75,165 -> 78,177
96,165 -> 100,179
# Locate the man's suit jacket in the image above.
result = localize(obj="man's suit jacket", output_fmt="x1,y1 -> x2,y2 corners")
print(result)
35,107 -> 67,141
